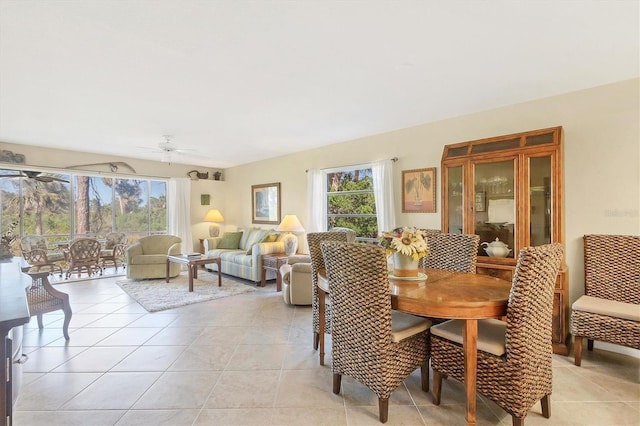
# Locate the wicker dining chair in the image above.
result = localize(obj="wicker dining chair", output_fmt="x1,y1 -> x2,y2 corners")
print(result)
307,231 -> 354,353
23,269 -> 72,340
430,243 -> 563,426
65,237 -> 102,279
571,234 -> 640,366
321,241 -> 431,423
419,232 -> 480,272
19,236 -> 65,277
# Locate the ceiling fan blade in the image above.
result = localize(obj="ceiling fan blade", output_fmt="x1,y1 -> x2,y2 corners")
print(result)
0,173 -> 26,179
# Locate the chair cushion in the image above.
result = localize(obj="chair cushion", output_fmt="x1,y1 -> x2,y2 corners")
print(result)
572,295 -> 640,322
219,232 -> 243,249
390,311 -> 431,343
431,318 -> 507,356
244,229 -> 267,254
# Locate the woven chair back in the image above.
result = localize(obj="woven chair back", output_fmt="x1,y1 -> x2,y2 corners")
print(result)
419,233 -> 479,272
505,243 -> 563,362
69,237 -> 101,261
583,234 -> 640,304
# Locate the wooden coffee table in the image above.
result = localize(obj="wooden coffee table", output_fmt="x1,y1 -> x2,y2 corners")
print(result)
166,255 -> 221,292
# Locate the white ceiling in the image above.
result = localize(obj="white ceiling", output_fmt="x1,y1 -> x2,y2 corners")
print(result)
0,1 -> 638,169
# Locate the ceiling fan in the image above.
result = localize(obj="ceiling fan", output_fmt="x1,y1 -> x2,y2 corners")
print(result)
0,170 -> 69,183
138,135 -> 199,163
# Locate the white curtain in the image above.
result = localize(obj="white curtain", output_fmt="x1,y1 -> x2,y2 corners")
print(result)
372,159 -> 396,234
306,168 -> 326,232
168,178 -> 192,254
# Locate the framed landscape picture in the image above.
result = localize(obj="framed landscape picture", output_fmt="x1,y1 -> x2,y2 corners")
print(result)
252,182 -> 281,224
402,167 -> 436,213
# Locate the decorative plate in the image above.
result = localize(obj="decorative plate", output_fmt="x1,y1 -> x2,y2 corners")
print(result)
388,272 -> 428,281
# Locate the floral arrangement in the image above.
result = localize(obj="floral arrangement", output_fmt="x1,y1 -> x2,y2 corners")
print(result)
378,227 -> 429,261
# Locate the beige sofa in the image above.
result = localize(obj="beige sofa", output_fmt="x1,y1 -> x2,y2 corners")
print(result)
126,235 -> 182,279
203,227 -> 287,283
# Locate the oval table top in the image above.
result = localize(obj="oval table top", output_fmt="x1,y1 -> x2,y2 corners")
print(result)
318,268 -> 512,320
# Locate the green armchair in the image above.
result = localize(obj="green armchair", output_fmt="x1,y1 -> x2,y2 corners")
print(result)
126,235 -> 182,279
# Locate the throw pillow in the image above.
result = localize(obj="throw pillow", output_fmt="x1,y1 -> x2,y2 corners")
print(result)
218,232 -> 243,249
262,233 -> 278,243
244,229 -> 267,254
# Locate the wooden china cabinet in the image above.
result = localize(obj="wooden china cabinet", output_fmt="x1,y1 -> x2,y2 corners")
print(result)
441,126 -> 570,355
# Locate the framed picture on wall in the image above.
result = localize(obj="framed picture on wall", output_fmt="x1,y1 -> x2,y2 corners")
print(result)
402,167 -> 436,213
252,182 -> 281,224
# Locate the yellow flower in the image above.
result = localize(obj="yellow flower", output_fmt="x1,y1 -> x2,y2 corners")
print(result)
379,227 -> 429,260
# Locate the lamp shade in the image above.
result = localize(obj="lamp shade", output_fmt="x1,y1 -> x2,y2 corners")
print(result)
204,209 -> 224,237
276,215 -> 305,233
277,215 -> 304,256
203,209 -> 224,223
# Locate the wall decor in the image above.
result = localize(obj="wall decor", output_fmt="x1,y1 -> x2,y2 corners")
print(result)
402,167 -> 436,213
252,182 -> 281,224
200,194 -> 210,205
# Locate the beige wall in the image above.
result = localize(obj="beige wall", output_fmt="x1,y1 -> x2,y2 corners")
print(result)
223,79 -> 640,310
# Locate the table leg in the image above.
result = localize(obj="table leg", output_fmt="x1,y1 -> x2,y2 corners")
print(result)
463,319 -> 478,426
216,259 -> 222,287
193,263 -> 198,279
276,268 -> 282,292
165,259 -> 170,283
318,286 -> 326,366
261,267 -> 266,287
188,265 -> 195,292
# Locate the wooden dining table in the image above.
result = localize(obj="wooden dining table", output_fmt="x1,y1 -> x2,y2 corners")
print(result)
317,268 -> 512,426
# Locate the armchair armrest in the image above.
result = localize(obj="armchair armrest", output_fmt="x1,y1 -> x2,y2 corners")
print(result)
168,242 -> 182,255
126,243 -> 143,262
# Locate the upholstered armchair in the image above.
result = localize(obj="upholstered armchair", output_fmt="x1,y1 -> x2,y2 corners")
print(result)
126,235 -> 182,279
280,254 -> 312,305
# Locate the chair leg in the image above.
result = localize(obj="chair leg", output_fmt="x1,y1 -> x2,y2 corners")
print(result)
432,369 -> 443,405
541,394 -> 550,418
62,308 -> 72,341
512,415 -> 524,426
333,373 -> 342,394
574,335 -> 583,366
37,314 -> 44,330
313,331 -> 319,350
378,397 -> 389,423
420,360 -> 429,392
587,339 -> 594,351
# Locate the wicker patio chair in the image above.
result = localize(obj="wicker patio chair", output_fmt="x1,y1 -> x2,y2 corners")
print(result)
419,232 -> 480,272
571,234 -> 640,366
430,243 -> 563,426
307,231 -> 355,354
19,236 -> 65,277
65,237 -> 102,279
321,241 -> 431,423
99,232 -> 128,271
23,269 -> 72,340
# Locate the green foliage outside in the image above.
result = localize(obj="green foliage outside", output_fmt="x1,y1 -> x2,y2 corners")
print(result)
326,169 -> 378,239
0,171 -> 167,249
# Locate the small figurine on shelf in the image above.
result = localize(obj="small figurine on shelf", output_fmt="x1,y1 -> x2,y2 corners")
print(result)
213,171 -> 222,181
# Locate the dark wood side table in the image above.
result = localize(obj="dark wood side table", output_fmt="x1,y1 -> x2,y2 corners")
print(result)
261,253 -> 289,291
166,255 -> 221,292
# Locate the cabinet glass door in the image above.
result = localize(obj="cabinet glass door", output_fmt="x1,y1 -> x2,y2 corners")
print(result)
446,166 -> 463,234
529,156 -> 552,246
474,160 -> 515,258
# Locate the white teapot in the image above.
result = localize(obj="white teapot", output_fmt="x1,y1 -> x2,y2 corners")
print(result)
481,238 -> 512,258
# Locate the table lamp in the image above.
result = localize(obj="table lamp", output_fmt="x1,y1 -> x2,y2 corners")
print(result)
203,209 -> 224,237
276,214 -> 305,256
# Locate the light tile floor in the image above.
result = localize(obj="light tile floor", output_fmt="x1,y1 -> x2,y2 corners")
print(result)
13,275 -> 640,426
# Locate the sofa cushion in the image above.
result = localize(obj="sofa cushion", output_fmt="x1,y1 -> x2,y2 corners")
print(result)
219,232 -> 243,249
243,229 -> 267,252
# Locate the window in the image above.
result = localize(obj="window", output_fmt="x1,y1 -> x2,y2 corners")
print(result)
0,168 -> 167,247
325,166 -> 378,242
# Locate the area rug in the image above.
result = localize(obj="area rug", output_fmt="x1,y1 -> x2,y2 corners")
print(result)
116,271 -> 256,312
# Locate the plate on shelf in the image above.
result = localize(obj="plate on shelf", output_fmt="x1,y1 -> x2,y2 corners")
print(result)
388,272 -> 428,281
